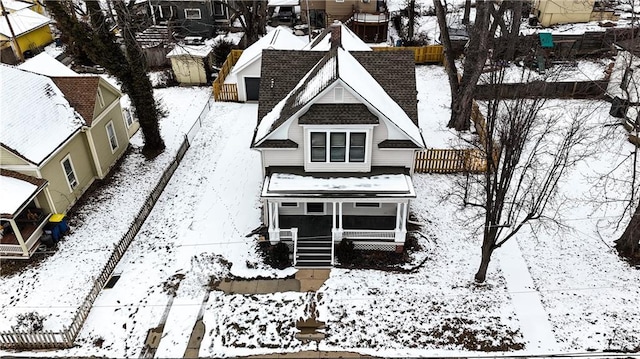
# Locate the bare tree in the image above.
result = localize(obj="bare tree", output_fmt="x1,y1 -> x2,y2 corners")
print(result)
225,0 -> 268,48
462,68 -> 592,283
47,0 -> 165,157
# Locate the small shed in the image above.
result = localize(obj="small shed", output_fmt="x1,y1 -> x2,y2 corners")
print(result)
224,26 -> 305,102
166,44 -> 213,85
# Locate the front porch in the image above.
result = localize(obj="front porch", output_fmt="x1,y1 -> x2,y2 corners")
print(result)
1,209 -> 50,259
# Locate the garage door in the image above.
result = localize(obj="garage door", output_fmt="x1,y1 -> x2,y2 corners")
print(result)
245,77 -> 260,101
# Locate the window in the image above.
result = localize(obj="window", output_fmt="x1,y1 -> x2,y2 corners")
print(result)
349,132 -> 366,162
311,132 -> 326,162
334,87 -> 344,102
306,203 -> 324,214
61,155 -> 78,191
310,131 -> 366,163
213,1 -> 225,16
330,133 -> 346,162
185,8 -> 201,19
106,121 -> 118,152
354,202 -> 381,208
123,108 -> 134,128
280,202 -> 298,207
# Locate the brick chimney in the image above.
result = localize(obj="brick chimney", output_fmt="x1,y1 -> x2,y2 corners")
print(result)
329,20 -> 342,49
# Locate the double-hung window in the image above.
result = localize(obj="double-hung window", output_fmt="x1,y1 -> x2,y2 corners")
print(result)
310,131 -> 366,163
61,155 -> 78,191
106,121 -> 118,152
311,132 -> 326,162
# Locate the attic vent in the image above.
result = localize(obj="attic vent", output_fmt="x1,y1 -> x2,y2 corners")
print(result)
44,84 -> 55,98
334,87 -> 344,102
270,78 -> 275,89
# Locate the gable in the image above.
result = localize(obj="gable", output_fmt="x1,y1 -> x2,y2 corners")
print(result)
1,145 -> 32,166
51,77 -> 101,125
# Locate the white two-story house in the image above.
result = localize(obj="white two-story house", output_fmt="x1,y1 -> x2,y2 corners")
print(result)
251,26 -> 425,267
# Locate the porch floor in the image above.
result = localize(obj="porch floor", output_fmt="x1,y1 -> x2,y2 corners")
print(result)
1,223 -> 39,245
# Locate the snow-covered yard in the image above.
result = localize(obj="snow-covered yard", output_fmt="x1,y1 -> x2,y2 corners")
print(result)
2,62 -> 639,358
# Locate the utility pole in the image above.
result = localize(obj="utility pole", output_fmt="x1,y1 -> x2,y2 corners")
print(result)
0,0 -> 24,62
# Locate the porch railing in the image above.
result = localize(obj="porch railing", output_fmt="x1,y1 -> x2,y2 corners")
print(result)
341,230 -> 395,241
291,228 -> 298,266
0,217 -> 49,258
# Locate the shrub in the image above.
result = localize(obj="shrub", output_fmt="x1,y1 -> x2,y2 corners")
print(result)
336,239 -> 355,265
212,39 -> 236,67
271,242 -> 291,269
14,312 -> 45,332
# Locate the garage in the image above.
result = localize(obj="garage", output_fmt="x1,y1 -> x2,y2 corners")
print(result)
245,77 -> 261,101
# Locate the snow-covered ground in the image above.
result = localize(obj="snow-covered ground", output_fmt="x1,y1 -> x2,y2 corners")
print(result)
2,61 -> 639,358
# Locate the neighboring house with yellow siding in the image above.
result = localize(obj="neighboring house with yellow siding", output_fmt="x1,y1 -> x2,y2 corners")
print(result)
532,0 -> 617,27
0,63 -> 136,258
0,8 -> 53,64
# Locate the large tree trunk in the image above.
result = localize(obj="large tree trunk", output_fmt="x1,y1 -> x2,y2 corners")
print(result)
447,0 -> 492,131
112,1 -> 165,157
408,0 -> 415,40
434,0 -> 461,110
475,241 -> 495,283
463,0 -> 471,25
615,203 -> 640,261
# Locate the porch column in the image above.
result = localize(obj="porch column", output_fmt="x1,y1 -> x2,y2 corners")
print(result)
395,202 -> 401,230
332,201 -> 343,243
10,219 -> 29,256
394,202 -> 407,244
268,201 -> 280,244
338,202 -> 343,230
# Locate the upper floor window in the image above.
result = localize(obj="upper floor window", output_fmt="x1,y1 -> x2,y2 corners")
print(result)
213,1 -> 225,16
185,8 -> 202,19
97,88 -> 105,108
310,131 -> 366,163
123,108 -> 134,128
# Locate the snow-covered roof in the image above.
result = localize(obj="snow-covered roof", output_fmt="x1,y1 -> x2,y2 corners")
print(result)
0,175 -> 38,216
254,47 -> 423,147
0,65 -> 84,165
303,22 -> 372,52
166,44 -> 212,58
225,26 -> 305,84
263,172 -> 415,197
0,8 -> 50,38
17,52 -> 78,77
1,0 -> 34,12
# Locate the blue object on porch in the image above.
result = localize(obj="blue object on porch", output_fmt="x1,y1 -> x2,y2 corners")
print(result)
539,32 -> 553,48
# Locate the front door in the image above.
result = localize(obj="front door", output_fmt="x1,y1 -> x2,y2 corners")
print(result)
245,77 -> 260,101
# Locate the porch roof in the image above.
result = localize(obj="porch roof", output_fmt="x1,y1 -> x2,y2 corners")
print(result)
262,171 -> 415,198
0,170 -> 47,218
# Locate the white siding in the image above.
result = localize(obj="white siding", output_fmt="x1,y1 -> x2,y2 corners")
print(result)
371,118 -> 416,168
315,86 -> 359,103
237,59 -> 263,102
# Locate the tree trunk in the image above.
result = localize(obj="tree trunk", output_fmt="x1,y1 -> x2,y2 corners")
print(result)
475,241 -> 494,283
408,0 -> 415,40
112,1 -> 165,157
447,0 -> 492,131
463,0 -> 471,25
434,0 -> 460,109
615,203 -> 640,261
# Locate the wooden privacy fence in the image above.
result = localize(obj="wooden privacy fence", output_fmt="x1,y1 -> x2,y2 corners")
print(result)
372,45 -> 444,64
0,97 -> 211,350
213,49 -> 242,102
474,80 -> 609,100
414,149 -> 486,173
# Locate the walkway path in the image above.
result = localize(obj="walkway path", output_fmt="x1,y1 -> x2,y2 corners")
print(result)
496,238 -> 560,352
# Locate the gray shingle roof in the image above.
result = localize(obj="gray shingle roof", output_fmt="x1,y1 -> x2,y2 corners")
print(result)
298,104 -> 378,124
254,139 -> 299,149
255,49 -> 418,145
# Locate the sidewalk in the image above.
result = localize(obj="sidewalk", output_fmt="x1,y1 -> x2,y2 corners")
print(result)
497,238 -> 560,352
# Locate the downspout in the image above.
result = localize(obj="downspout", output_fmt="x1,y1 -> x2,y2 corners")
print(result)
82,126 -> 104,179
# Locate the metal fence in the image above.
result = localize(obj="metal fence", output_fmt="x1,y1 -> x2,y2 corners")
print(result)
0,95 -> 211,350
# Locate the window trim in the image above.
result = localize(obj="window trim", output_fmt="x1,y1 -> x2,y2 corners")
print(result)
61,154 -> 78,192
123,108 -> 134,128
305,202 -> 325,215
184,8 -> 202,19
309,130 -> 367,163
106,121 -> 119,153
280,202 -> 299,207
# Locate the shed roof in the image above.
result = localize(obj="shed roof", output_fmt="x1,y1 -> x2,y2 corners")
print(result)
166,44 -> 212,58
17,52 -> 79,77
0,65 -> 84,165
0,8 -> 50,38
